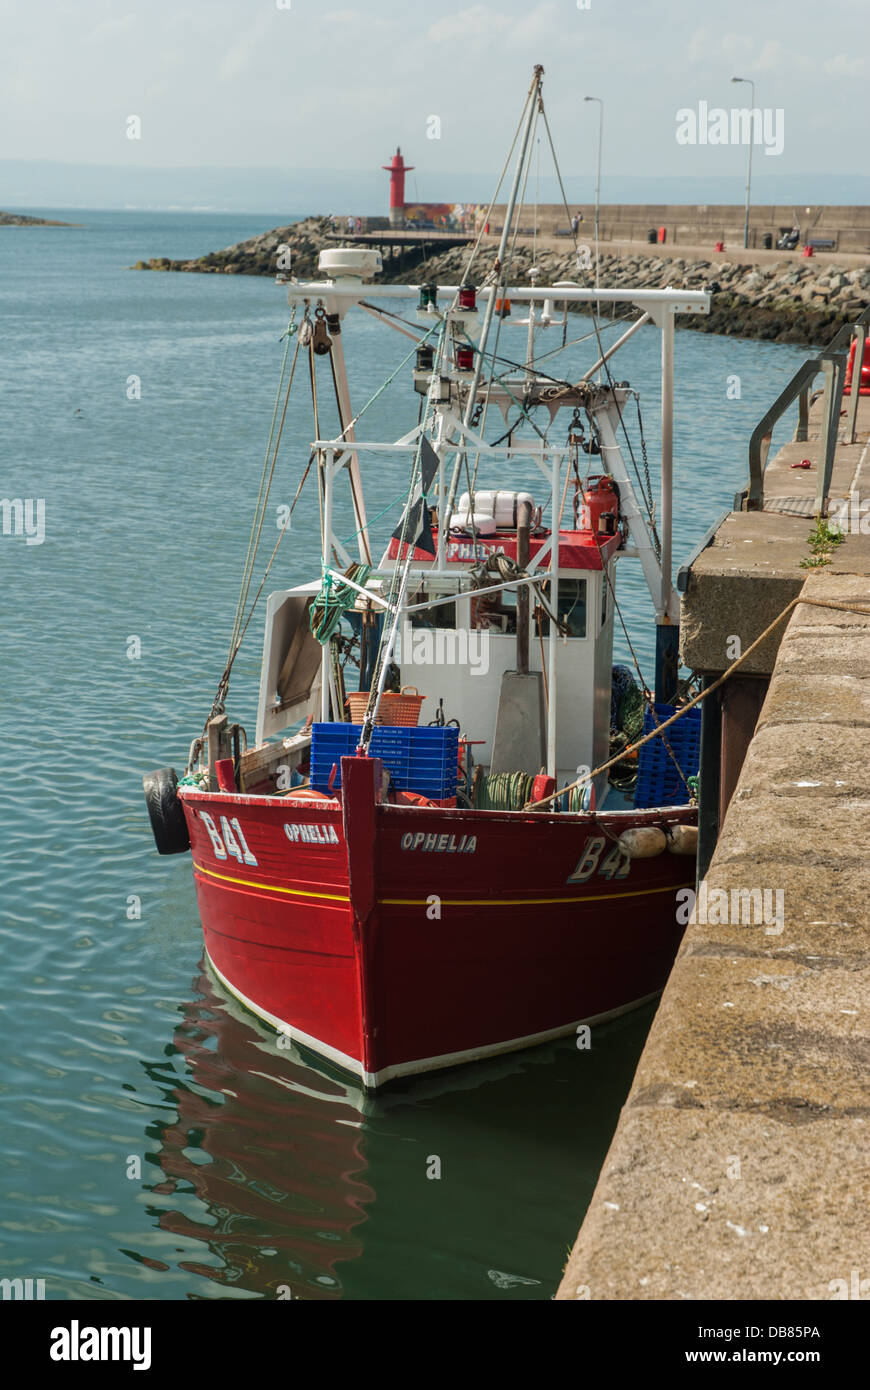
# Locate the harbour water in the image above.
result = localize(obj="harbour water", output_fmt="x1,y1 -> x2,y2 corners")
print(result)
0,210 -> 809,1299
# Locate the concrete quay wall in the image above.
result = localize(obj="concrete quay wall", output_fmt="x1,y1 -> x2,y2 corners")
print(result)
557,400 -> 870,1301
489,203 -> 870,253
558,571 -> 870,1300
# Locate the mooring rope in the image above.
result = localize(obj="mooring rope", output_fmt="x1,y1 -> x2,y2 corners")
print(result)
524,595 -> 870,810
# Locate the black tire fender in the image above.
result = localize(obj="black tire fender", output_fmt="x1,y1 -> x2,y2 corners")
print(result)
143,767 -> 191,855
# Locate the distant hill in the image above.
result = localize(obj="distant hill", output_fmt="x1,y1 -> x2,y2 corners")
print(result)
0,209 -> 77,226
2,160 -> 870,214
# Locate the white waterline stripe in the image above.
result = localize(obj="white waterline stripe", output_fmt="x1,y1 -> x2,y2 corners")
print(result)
205,950 -> 660,1089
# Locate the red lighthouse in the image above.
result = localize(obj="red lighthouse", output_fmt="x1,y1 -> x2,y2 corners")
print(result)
382,147 -> 414,227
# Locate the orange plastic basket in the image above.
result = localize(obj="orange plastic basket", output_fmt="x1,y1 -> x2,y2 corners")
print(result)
345,691 -> 378,724
380,686 -> 425,726
344,686 -> 425,727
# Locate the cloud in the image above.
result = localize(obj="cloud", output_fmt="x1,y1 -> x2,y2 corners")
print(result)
823,53 -> 865,77
84,15 -> 137,46
427,5 -> 512,43
752,40 -> 812,73
217,12 -> 273,81
504,1 -> 560,50
322,9 -> 391,28
686,28 -> 752,65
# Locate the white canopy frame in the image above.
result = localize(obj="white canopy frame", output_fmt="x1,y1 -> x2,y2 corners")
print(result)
290,277 -> 708,771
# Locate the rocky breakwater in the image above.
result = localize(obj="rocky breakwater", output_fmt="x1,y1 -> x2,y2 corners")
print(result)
133,215 -> 330,280
135,217 -> 869,348
417,243 -> 870,347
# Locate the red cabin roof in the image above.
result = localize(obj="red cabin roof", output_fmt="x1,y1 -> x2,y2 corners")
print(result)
386,527 -> 621,570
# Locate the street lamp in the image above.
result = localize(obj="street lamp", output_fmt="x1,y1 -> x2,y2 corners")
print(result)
731,76 -> 755,250
584,96 -> 603,284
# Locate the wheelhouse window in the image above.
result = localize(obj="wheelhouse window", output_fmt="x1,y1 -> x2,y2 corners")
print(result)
471,586 -> 516,633
408,587 -> 457,629
541,577 -> 586,638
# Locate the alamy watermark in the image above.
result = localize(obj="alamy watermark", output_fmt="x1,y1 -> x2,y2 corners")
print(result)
677,883 -> 784,935
50,1322 -> 151,1370
402,620 -> 489,675
676,103 -> 784,157
1,1277 -> 45,1300
828,493 -> 870,535
829,1268 -> 870,1299
1,497 -> 45,546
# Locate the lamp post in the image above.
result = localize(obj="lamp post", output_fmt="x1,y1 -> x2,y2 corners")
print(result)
584,96 -> 603,284
731,76 -> 755,250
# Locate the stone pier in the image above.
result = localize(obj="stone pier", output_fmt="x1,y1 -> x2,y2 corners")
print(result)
557,394 -> 870,1301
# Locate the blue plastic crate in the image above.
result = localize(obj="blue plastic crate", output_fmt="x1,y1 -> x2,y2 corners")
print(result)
408,726 -> 459,743
409,762 -> 457,783
311,723 -> 458,797
633,702 -> 701,809
310,726 -> 357,787
410,775 -> 458,794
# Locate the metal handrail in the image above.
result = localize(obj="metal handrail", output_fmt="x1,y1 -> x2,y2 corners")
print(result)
827,306 -> 870,446
743,359 -> 830,510
743,305 -> 870,513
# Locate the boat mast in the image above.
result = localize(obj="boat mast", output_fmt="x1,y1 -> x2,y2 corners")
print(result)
326,314 -> 373,566
442,64 -> 544,531
657,305 -> 678,701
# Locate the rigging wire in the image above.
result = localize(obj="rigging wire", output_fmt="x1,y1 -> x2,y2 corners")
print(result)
357,296 -> 636,383
192,446 -> 317,764
357,318 -> 449,749
199,69 -> 671,787
326,340 -> 372,565
228,311 -> 300,663
538,97 -> 580,261
442,70 -> 542,531
538,82 -> 663,554
464,95 -> 541,512
456,95 -> 530,287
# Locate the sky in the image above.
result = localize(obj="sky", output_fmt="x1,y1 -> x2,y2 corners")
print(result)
1,0 -> 868,209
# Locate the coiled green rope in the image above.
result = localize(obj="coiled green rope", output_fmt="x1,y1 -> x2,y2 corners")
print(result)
473,770 -> 536,810
310,563 -> 371,645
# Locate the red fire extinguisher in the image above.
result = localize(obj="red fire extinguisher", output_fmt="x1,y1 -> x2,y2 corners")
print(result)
580,476 -> 620,533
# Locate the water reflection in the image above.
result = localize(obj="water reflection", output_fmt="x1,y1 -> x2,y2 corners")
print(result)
138,961 -> 655,1300
141,966 -> 370,1299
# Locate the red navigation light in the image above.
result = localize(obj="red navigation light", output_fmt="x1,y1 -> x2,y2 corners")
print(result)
456,345 -> 475,372
458,283 -> 476,311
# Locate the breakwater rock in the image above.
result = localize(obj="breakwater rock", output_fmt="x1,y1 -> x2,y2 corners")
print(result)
134,217 -> 869,347
421,245 -> 870,347
134,216 -> 330,280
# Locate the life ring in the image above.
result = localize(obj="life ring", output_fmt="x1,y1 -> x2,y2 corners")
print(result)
143,767 -> 191,855
283,787 -> 335,802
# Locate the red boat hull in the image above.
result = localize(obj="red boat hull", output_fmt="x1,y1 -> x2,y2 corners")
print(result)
180,762 -> 694,1087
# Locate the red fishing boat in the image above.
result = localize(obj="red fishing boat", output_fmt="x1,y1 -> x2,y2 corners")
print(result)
144,67 -> 710,1088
